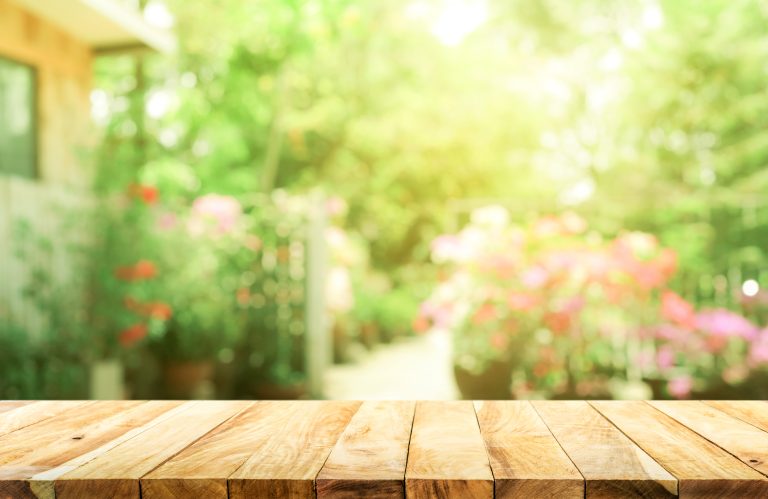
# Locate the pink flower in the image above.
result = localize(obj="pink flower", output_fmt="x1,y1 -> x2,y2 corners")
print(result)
749,329 -> 768,366
695,308 -> 758,341
656,346 -> 675,370
533,216 -> 563,237
430,235 -> 464,263
325,196 -> 348,217
156,212 -> 177,231
661,291 -> 696,329
189,194 -> 242,235
521,266 -> 549,289
418,301 -> 454,330
560,296 -> 585,314
667,375 -> 693,399
507,292 -> 540,311
560,212 -> 587,234
653,324 -> 690,341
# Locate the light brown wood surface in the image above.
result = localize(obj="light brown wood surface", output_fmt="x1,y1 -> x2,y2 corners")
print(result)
475,401 -> 583,498
592,400 -> 768,498
0,402 -> 32,416
55,401 -> 249,499
28,401 -> 186,499
142,401 -> 283,499
228,401 -> 361,499
405,401 -> 493,499
533,400 -> 677,498
0,401 -> 86,437
0,400 -> 767,498
0,401 -> 139,498
704,400 -> 768,432
316,401 -> 415,499
651,400 -> 768,477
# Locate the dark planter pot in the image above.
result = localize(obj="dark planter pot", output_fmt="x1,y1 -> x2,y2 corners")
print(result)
163,361 -> 214,399
643,377 -> 667,399
359,323 -> 379,350
333,322 -> 350,363
454,360 -> 513,400
253,381 -> 307,400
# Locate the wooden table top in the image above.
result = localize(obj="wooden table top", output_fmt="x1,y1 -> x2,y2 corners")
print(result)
0,400 -> 767,498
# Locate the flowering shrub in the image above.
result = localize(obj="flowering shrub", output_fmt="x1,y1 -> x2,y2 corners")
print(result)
418,205 -> 767,399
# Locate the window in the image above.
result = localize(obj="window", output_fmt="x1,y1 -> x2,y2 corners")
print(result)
0,57 -> 37,179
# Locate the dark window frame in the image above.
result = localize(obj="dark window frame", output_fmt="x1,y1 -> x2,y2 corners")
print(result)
0,54 -> 39,180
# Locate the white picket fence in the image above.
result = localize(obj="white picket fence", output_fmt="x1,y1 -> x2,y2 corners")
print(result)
0,178 -> 331,397
0,175 -> 91,334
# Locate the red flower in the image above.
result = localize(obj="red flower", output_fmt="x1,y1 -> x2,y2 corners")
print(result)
128,184 -> 159,205
115,260 -> 157,281
412,315 -> 430,333
661,290 -> 696,329
544,311 -> 572,334
490,332 -> 508,351
236,287 -> 250,306
123,296 -> 172,320
471,303 -> 497,325
146,302 -> 172,320
119,323 -> 148,346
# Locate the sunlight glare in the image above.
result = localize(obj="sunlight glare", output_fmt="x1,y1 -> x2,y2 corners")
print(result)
430,0 -> 488,47
743,279 -> 760,297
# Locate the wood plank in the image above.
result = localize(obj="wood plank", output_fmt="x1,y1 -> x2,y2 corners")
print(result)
651,401 -> 768,477
142,402 -> 281,499
26,401 -> 187,499
316,401 -> 415,499
0,401 -> 86,437
703,401 -> 768,433
533,400 -> 676,498
0,401 -> 34,416
405,401 -> 493,499
475,401 -> 583,498
228,401 -> 361,499
55,401 -> 250,499
0,401 -> 140,498
592,401 -> 768,498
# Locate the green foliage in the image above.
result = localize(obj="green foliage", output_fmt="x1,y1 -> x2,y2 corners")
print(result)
82,0 -> 768,397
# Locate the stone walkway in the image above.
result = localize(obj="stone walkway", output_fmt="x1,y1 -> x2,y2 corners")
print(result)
323,330 -> 458,400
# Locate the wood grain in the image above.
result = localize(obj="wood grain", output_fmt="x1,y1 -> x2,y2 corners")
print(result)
651,401 -> 768,477
27,401 -> 186,499
228,401 -> 361,499
592,401 -> 768,498
0,401 -> 86,437
316,401 -> 414,499
143,402 -> 283,499
55,401 -> 249,499
533,400 -> 676,498
405,401 -> 493,499
0,402 -> 33,416
475,401 -> 583,498
0,401 -> 140,499
703,401 -> 768,432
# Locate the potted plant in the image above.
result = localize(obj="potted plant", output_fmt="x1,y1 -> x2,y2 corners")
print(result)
418,206 -> 683,400
145,193 -> 244,398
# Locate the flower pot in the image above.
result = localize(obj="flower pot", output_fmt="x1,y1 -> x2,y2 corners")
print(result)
332,322 -> 350,363
253,381 -> 307,400
453,359 -> 513,400
89,359 -> 125,400
359,323 -> 379,350
163,361 -> 214,399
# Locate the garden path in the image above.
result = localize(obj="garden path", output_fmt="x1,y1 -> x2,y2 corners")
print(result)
324,330 -> 458,400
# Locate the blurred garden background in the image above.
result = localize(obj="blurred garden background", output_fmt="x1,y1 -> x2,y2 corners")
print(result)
2,0 -> 768,401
